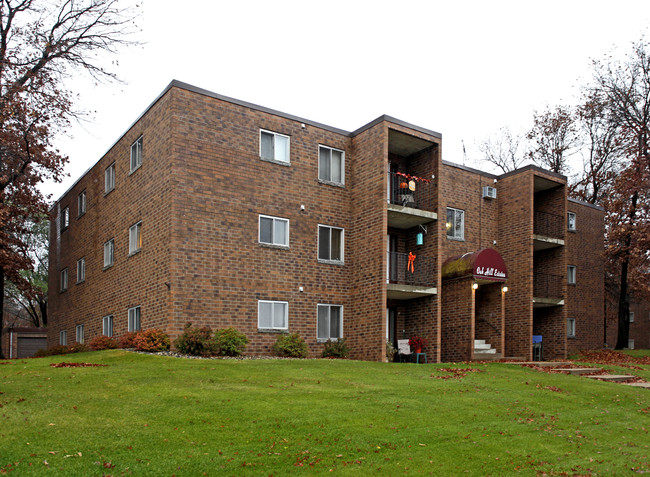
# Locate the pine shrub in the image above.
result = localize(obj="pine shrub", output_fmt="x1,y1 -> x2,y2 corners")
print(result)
213,327 -> 249,357
272,333 -> 308,358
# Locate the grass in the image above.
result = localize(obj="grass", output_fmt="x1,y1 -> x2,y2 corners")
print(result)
1,351 -> 649,476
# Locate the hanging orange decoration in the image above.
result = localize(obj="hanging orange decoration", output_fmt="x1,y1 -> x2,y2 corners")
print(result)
407,252 -> 416,273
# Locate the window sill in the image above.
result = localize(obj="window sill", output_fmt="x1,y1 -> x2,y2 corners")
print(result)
318,179 -> 345,189
317,338 -> 342,343
104,188 -> 115,197
59,289 -> 68,294
78,212 -> 85,219
129,164 -> 142,176
260,156 -> 290,167
76,279 -> 85,285
257,328 -> 289,334
318,259 -> 344,266
60,227 -> 69,233
128,249 -> 142,257
568,335 -> 576,339
259,243 -> 289,250
103,264 -> 114,271
568,229 -> 577,233
446,236 -> 465,241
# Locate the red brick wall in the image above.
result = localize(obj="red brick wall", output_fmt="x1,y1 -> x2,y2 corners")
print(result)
441,277 -> 474,362
497,170 -> 534,359
48,90 -> 175,347
566,200 -> 605,353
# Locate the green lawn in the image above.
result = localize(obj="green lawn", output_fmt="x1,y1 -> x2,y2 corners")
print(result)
1,351 -> 649,475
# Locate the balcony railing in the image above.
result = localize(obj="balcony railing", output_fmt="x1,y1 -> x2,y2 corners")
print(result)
388,171 -> 432,210
534,273 -> 563,299
534,211 -> 564,239
387,251 -> 435,287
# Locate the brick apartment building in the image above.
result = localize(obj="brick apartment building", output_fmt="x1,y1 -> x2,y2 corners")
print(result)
47,80 -> 606,361
606,297 -> 650,350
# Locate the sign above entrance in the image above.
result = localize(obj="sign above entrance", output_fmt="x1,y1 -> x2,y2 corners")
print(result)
442,248 -> 508,283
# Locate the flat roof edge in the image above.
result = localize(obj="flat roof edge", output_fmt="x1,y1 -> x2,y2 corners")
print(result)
351,114 -> 442,139
442,160 -> 498,179
498,164 -> 567,182
568,197 -> 605,211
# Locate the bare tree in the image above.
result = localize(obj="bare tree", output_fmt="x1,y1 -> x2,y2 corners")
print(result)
0,0 -> 138,357
570,91 -> 625,204
527,105 -> 579,174
592,39 -> 650,349
478,126 -> 527,173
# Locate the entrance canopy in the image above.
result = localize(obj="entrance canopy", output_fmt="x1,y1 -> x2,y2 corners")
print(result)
442,248 -> 508,283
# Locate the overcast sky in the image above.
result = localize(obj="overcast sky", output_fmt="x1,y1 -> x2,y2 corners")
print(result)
48,0 -> 650,200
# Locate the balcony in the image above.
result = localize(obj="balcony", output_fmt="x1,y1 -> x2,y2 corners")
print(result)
387,171 -> 437,229
533,211 -> 564,250
533,272 -> 564,307
387,251 -> 437,300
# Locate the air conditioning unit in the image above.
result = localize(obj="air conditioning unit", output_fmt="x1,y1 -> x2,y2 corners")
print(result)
482,186 -> 497,199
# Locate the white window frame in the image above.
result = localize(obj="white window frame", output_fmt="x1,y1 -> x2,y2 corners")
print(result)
128,306 -> 141,332
629,311 -> 635,323
567,211 -> 576,231
129,221 -> 142,255
567,265 -> 576,285
260,129 -> 290,164
76,257 -> 85,283
628,339 -> 635,349
258,215 -> 289,247
103,315 -> 114,337
61,207 -> 70,231
257,300 -> 288,331
446,207 -> 465,240
318,225 -> 344,263
317,304 -> 343,341
105,163 -> 116,194
130,136 -> 143,172
104,239 -> 114,268
318,145 -> 345,185
60,268 -> 68,292
76,324 -> 85,344
567,318 -> 576,338
59,330 -> 67,346
78,190 -> 86,217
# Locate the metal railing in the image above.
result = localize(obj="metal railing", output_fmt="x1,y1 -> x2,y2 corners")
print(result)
534,210 -> 564,239
388,171 -> 431,210
534,272 -> 563,299
387,251 -> 435,287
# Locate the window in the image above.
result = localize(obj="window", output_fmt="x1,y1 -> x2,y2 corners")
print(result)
59,330 -> 67,346
318,225 -> 344,263
105,163 -> 116,193
446,207 -> 465,240
61,207 -> 70,232
318,145 -> 345,185
78,190 -> 86,216
260,130 -> 290,164
629,311 -> 635,323
628,339 -> 635,350
103,315 -> 114,337
104,239 -> 114,268
259,215 -> 289,247
317,304 -> 343,341
567,211 -> 576,231
76,257 -> 85,283
567,318 -> 576,338
76,324 -> 85,344
129,222 -> 142,254
258,300 -> 288,330
567,265 -> 576,285
130,136 -> 143,172
128,306 -> 141,332
60,268 -> 68,292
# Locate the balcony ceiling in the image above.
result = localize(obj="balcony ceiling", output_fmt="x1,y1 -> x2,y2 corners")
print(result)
389,130 -> 435,157
534,175 -> 563,192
